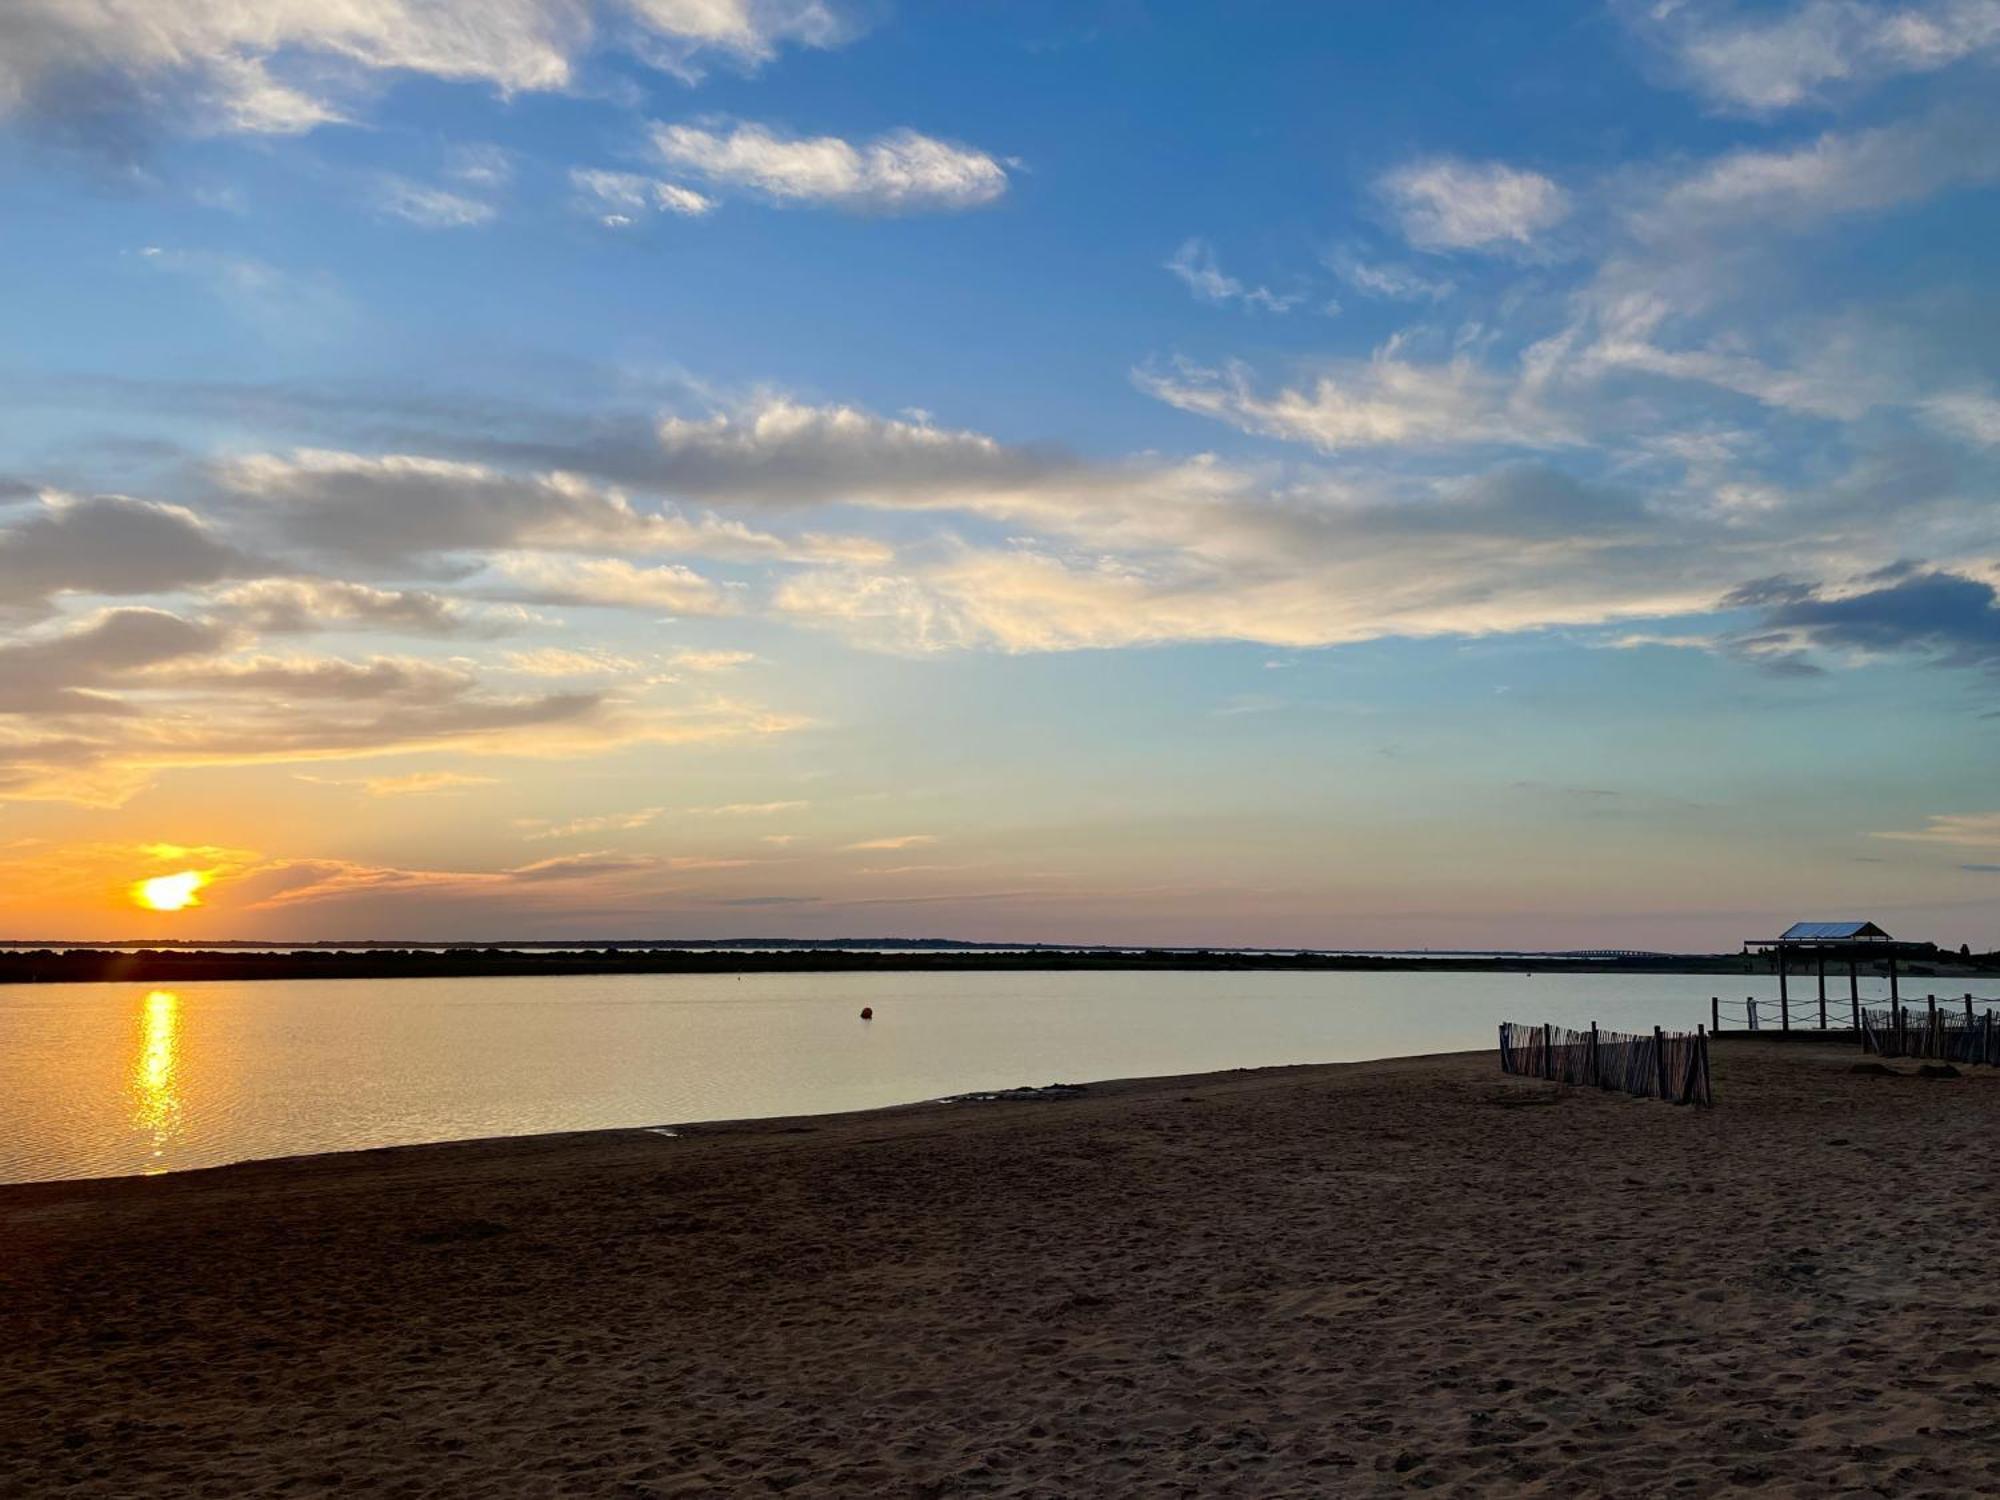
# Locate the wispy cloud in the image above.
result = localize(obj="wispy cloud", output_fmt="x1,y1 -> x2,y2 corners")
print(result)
1377,157 -> 1569,252
375,177 -> 499,230
1164,239 -> 1301,312
519,808 -> 666,840
0,1 -> 855,144
296,770 -> 502,797
569,168 -> 715,227
1872,812 -> 2000,848
1624,0 -> 2000,114
844,833 -> 938,850
650,121 -> 1010,211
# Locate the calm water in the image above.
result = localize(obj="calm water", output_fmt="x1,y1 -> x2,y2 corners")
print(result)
0,969 -> 1931,1183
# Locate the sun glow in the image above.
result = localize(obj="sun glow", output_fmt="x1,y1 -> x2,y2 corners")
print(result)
133,870 -> 207,912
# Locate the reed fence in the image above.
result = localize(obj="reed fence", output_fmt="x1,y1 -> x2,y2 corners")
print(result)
1860,1001 -> 2000,1066
1498,1020 -> 1713,1107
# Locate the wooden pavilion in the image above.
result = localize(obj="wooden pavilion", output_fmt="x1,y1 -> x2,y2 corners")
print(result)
1743,920 -> 1922,1030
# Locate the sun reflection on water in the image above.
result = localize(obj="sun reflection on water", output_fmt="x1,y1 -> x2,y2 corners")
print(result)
131,989 -> 184,1171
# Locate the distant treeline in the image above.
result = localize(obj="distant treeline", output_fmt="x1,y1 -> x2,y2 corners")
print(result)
0,946 -> 1843,985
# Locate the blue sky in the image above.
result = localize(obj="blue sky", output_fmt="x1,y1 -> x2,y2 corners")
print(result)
0,0 -> 1996,947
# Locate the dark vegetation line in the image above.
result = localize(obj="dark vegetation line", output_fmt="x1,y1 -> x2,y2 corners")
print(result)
1,947 -> 1988,985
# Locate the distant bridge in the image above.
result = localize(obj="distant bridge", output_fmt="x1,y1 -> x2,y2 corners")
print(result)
1547,950 -> 1679,961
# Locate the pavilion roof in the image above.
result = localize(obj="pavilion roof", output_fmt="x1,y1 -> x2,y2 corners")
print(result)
1777,921 -> 1892,941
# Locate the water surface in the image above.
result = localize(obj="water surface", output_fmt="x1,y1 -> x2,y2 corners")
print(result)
0,968 -> 1929,1183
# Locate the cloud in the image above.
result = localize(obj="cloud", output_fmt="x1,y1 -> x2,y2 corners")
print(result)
519,807 -> 665,839
639,397 -> 1046,505
1923,390 -> 2000,446
376,177 -> 498,229
0,1 -> 852,146
1322,248 -> 1456,303
0,606 -> 228,713
0,599 -> 807,805
1872,811 -> 2000,847
244,849 -> 663,910
1164,239 -> 1302,312
144,653 -> 481,703
1378,157 -> 1569,252
502,646 -> 644,676
619,0 -> 849,82
1626,0 -> 2000,113
569,167 -> 715,225
0,679 -> 802,807
0,492 -> 255,612
1634,108 -> 2000,241
1729,566 -> 2000,673
213,577 -> 502,636
487,554 -> 738,613
1137,350 -> 1573,453
843,833 -> 937,850
650,121 -> 1010,211
296,770 -> 502,797
669,648 -> 756,672
769,454 -> 1808,656
690,799 -> 806,815
217,447 -> 842,566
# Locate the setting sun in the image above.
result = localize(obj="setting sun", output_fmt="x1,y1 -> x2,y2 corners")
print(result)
133,871 -> 207,913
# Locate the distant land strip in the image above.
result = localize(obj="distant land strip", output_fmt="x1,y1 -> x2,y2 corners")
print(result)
1,946 -> 1991,985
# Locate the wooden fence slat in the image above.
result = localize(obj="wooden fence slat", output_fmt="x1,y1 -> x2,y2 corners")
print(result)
1500,1020 -> 1715,1105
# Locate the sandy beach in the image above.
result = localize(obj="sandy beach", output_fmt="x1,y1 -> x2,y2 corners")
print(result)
4,1039 -> 1997,1497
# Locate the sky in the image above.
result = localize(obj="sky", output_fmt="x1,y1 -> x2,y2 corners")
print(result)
1,0 -> 1997,949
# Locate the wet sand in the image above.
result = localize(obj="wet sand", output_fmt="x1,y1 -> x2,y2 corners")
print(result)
3,1041 -> 1996,1496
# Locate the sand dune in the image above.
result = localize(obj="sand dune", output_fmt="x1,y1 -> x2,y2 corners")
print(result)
4,1041 -> 1997,1496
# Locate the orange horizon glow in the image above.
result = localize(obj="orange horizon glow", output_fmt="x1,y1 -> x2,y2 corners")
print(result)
132,870 -> 208,912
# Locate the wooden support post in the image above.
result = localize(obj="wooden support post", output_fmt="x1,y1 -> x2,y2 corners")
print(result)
1849,960 -> 1860,1031
1692,1025 -> 1711,1103
1889,953 -> 1899,1005
1778,946 -> 1790,1031
1590,1021 -> 1600,1087
1928,994 -> 1938,1058
1746,996 -> 1757,1032
1818,956 -> 1827,1029
1967,993 -> 1975,1024
1712,995 -> 1720,1035
1653,1026 -> 1670,1101
1542,1021 -> 1553,1081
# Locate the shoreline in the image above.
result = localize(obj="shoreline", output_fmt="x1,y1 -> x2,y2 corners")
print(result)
6,1039 -> 1998,1495
6,945 -> 1994,986
0,1053 -> 1456,1196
